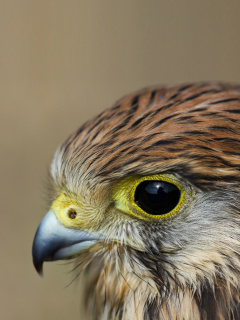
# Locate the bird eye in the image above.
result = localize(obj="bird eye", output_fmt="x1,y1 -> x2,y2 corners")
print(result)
134,181 -> 181,215
112,174 -> 188,220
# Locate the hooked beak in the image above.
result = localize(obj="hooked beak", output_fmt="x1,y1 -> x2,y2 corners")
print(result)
32,210 -> 103,276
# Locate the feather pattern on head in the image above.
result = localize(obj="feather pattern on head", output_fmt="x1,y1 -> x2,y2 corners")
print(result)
34,83 -> 240,320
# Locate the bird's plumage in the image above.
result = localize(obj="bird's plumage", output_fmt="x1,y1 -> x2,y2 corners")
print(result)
33,83 -> 240,319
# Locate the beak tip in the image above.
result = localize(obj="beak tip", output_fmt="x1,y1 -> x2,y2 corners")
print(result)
36,264 -> 44,277
38,270 -> 44,278
33,256 -> 44,277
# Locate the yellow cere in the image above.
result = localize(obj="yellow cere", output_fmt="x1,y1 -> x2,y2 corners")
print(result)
51,193 -> 82,228
112,174 -> 186,221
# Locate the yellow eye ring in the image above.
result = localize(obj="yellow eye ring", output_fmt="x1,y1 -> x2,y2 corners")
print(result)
112,174 -> 187,220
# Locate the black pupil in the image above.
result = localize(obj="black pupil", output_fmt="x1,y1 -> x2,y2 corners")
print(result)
134,180 -> 181,215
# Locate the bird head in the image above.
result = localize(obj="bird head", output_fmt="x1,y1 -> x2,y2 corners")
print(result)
32,83 -> 240,319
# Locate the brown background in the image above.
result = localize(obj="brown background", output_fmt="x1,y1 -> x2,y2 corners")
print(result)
1,1 -> 240,319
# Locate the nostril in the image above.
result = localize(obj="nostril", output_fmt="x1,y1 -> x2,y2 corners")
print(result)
68,209 -> 77,219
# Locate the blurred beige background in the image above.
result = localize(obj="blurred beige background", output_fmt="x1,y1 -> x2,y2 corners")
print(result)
1,1 -> 240,319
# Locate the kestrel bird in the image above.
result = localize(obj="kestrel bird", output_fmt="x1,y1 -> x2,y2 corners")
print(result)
32,83 -> 240,320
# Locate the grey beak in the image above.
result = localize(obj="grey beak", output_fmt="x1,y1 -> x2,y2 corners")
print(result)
32,210 -> 102,276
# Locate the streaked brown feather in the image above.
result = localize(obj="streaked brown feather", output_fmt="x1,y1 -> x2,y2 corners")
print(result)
50,83 -> 240,319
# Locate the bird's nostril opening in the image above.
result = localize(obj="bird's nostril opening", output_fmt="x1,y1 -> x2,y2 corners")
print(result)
68,209 -> 77,219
